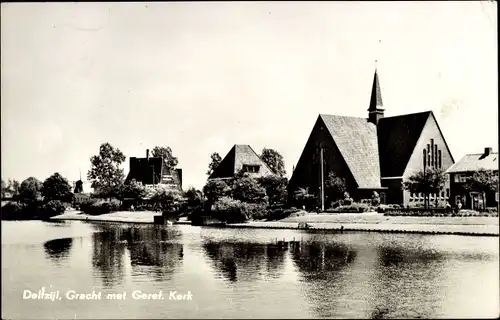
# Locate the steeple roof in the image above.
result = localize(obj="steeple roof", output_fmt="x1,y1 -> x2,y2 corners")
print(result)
368,69 -> 384,111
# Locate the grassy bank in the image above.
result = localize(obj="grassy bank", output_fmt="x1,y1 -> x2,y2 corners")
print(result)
51,210 -> 499,236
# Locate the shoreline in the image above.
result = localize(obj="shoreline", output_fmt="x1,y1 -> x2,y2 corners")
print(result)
49,211 -> 500,236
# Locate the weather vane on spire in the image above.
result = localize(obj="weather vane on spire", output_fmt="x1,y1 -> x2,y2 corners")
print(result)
375,39 -> 382,69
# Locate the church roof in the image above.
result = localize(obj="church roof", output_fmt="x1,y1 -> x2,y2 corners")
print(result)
317,111 -> 433,187
377,111 -> 432,177
209,144 -> 274,179
291,69 -> 449,191
319,114 -> 381,188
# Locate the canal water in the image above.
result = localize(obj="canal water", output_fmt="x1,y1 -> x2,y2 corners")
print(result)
1,220 -> 499,319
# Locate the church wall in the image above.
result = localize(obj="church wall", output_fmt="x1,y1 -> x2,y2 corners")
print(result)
402,113 -> 454,207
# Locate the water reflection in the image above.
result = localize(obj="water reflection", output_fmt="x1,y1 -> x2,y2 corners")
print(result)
123,226 -> 184,282
291,241 -> 357,280
369,242 -> 447,319
91,224 -> 184,286
291,241 -> 358,318
92,226 -> 127,288
2,221 -> 498,319
203,242 -> 286,282
43,237 -> 73,263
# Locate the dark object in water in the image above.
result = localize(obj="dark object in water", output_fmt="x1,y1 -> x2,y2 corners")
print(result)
153,215 -> 164,225
298,222 -> 310,229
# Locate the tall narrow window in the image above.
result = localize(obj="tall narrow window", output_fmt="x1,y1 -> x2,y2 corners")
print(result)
427,144 -> 431,165
434,144 -> 438,167
430,139 -> 434,168
438,150 -> 442,168
423,149 -> 427,168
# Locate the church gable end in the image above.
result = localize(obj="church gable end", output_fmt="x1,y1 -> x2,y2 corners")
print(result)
403,111 -> 455,178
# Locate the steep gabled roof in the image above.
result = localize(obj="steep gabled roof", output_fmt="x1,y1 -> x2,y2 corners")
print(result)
319,114 -> 381,188
377,111 -> 431,177
208,144 -> 274,179
125,157 -> 164,185
446,152 -> 498,173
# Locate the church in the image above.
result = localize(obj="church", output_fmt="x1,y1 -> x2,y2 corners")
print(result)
288,69 -> 455,208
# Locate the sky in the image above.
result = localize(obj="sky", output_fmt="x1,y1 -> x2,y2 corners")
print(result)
1,1 -> 497,190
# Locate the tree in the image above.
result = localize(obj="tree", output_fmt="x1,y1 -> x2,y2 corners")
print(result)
293,187 -> 315,209
1,180 -> 6,198
19,177 -> 43,204
41,173 -> 74,203
151,146 -> 178,169
463,169 -> 498,210
184,187 -> 204,208
120,179 -> 147,200
256,175 -> 288,207
232,175 -> 268,205
150,186 -> 183,213
260,148 -> 286,177
8,179 -> 20,197
1,179 -> 20,199
203,179 -> 231,204
87,143 -> 126,198
403,167 -> 446,209
206,152 -> 222,176
325,172 -> 347,202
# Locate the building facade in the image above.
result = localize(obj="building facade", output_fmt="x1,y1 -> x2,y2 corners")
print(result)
446,147 -> 499,210
125,149 -> 183,191
208,144 -> 274,180
288,69 -> 455,208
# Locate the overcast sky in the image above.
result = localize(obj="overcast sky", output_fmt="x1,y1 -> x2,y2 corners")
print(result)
1,1 -> 497,190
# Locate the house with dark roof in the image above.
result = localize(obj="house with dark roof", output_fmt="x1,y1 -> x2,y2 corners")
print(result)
125,149 -> 183,191
446,147 -> 499,210
288,69 -> 455,208
209,144 -> 274,180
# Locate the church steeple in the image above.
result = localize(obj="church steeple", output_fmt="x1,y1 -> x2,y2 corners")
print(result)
368,67 -> 385,125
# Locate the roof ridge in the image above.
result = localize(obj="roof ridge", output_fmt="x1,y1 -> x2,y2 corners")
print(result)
320,114 -> 366,119
465,152 -> 499,155
382,110 -> 432,119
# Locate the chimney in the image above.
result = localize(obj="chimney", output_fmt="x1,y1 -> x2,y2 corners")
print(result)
146,149 -> 149,160
484,147 -> 492,156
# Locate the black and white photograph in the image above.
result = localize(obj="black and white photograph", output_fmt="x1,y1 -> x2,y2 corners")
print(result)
1,1 -> 498,319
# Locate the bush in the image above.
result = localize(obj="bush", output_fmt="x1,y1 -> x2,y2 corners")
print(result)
81,199 -> 121,215
266,207 -> 301,221
484,207 -> 499,214
381,207 -> 498,217
212,197 -> 248,223
39,200 -> 66,220
377,204 -> 401,213
326,203 -> 371,213
371,191 -> 381,206
1,201 -> 28,220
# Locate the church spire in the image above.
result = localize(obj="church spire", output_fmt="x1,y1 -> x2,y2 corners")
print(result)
367,67 -> 385,125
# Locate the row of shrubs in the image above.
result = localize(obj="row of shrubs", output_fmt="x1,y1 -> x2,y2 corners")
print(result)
1,200 -> 66,220
383,210 -> 498,217
79,199 -> 122,215
325,203 -> 373,213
